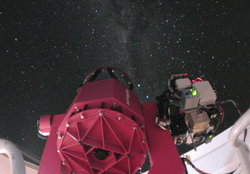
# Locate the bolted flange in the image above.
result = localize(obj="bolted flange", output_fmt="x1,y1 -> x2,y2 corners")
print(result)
126,154 -> 131,158
78,141 -> 82,146
80,114 -> 84,119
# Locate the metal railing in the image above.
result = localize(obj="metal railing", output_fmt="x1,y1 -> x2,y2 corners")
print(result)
229,108 -> 250,174
0,139 -> 26,174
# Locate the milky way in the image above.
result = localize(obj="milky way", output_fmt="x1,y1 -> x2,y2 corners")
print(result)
1,0 -> 250,167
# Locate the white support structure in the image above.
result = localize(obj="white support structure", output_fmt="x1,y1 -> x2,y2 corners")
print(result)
126,109 -> 250,174
229,108 -> 250,174
181,108 -> 250,174
0,139 -> 26,174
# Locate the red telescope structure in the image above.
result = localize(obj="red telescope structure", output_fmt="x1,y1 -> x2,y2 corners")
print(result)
37,67 -> 186,174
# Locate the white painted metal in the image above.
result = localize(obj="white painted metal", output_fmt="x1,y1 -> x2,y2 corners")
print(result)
183,126 -> 241,174
0,139 -> 26,174
0,154 -> 38,174
140,118 -> 250,174
229,108 -> 250,174
182,126 -> 248,174
182,115 -> 250,174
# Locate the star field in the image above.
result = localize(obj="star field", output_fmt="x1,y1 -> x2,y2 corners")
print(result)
1,0 -> 250,165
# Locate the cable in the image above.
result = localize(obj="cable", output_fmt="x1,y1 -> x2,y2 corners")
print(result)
181,157 -> 188,174
191,77 -> 204,83
181,99 -> 246,174
216,103 -> 224,125
181,157 -> 210,174
217,100 -> 242,115
181,157 -> 238,174
216,99 -> 247,141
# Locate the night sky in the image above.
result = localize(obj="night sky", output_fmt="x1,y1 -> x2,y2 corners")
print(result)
1,0 -> 250,166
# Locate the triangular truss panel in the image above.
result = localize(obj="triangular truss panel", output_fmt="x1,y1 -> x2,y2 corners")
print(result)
57,108 -> 148,174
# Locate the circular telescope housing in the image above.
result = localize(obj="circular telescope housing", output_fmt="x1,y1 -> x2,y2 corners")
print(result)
57,67 -> 148,174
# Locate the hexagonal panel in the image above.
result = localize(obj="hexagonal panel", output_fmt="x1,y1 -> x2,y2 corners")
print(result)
57,108 -> 148,174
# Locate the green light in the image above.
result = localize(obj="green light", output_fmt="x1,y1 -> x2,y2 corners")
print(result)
209,135 -> 213,138
190,88 -> 198,97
